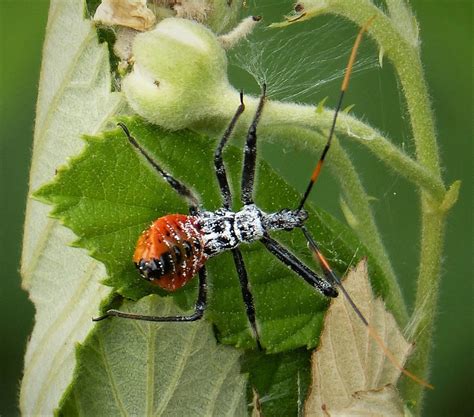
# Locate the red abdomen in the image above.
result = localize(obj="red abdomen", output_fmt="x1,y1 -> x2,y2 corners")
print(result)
133,214 -> 206,291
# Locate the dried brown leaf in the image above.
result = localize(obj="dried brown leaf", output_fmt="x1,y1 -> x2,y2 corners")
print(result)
323,385 -> 405,417
251,389 -> 263,417
93,0 -> 156,31
305,260 -> 411,417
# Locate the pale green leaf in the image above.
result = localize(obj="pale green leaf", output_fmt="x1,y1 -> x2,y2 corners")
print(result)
20,0 -> 125,414
58,296 -> 248,417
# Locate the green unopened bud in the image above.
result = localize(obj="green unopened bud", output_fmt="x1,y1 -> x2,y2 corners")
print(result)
122,18 -> 236,130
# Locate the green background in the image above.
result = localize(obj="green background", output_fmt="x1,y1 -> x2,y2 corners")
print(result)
0,1 -> 471,416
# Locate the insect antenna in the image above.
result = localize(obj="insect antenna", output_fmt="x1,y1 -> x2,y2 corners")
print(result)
297,16 -> 376,212
301,226 -> 433,389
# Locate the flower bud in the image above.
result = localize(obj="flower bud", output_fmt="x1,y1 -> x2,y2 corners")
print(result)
122,18 -> 235,130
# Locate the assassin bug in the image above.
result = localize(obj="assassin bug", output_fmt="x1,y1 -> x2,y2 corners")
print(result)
94,18 -> 431,388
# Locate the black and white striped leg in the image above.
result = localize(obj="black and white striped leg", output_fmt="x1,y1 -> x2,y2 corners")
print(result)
241,84 -> 266,205
214,92 -> 245,209
260,234 -> 338,298
93,267 -> 208,322
118,122 -> 200,213
231,248 -> 262,350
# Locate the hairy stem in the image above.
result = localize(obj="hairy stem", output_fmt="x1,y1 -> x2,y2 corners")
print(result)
389,32 -> 446,414
196,93 -> 445,201
401,203 -> 446,411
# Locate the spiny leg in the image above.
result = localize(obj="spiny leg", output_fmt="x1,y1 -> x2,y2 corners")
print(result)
93,266 -> 208,322
118,122 -> 200,213
214,91 -> 245,209
231,248 -> 262,350
260,234 -> 337,298
241,84 -> 266,205
297,17 -> 375,211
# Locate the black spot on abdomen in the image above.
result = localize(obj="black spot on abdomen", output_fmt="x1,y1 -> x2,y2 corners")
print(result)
159,251 -> 174,275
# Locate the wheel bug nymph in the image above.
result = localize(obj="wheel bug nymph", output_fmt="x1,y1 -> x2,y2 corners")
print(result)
94,17 -> 432,389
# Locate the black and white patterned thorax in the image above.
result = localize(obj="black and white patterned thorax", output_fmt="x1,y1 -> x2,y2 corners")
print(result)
197,204 -> 308,257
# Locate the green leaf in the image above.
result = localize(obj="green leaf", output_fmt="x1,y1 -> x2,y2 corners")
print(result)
242,349 -> 311,417
57,295 -> 248,416
36,116 -> 386,355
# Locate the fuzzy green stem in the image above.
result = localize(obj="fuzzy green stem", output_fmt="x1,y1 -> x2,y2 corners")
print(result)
390,45 -> 446,416
336,114 -> 445,201
400,203 -> 446,411
194,92 -> 445,200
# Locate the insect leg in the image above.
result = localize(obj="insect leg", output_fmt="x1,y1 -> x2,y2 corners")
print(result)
297,17 -> 375,211
241,84 -> 266,205
118,122 -> 200,213
260,234 -> 338,298
214,92 -> 245,209
93,266 -> 208,322
231,248 -> 262,350
300,226 -> 365,320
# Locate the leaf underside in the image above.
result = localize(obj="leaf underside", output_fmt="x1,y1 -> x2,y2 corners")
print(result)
58,296 -> 248,417
243,348 -> 311,417
36,116 -> 389,416
19,0 -> 125,414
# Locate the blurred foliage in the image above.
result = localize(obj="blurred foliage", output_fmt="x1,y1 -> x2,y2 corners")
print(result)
0,1 -> 471,416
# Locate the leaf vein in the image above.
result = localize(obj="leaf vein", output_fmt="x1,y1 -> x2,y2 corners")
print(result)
204,351 -> 240,416
98,334 -> 130,417
153,323 -> 200,416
